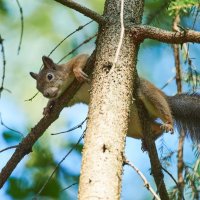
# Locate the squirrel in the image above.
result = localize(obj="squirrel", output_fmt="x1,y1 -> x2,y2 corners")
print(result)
30,54 -> 200,142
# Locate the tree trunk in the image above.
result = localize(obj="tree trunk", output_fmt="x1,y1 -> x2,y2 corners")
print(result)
78,0 -> 144,199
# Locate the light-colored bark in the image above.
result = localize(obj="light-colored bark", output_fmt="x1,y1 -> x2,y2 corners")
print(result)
78,0 -> 144,199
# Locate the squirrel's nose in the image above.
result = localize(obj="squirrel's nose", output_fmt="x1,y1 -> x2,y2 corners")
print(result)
43,88 -> 58,98
43,91 -> 50,98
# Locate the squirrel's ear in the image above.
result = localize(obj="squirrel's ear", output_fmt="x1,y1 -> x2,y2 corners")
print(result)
42,56 -> 54,69
30,72 -> 38,80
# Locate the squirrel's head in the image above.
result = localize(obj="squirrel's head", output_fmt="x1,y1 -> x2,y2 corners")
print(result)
30,56 -> 70,99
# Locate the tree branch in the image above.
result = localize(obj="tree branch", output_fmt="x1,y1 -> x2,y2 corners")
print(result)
130,25 -> 200,44
124,158 -> 161,200
172,14 -> 185,200
54,0 -> 106,24
0,52 -> 96,189
137,97 -> 169,200
0,145 -> 18,153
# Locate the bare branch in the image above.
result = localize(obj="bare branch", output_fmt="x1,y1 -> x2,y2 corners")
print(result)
60,182 -> 78,192
160,76 -> 175,90
172,14 -> 186,200
124,158 -> 161,200
162,167 -> 185,200
51,117 -> 87,135
25,91 -> 39,102
16,0 -> 24,54
130,25 -> 200,44
0,34 -> 6,98
57,33 -> 97,63
0,145 -> 18,153
0,113 -> 24,138
46,20 -> 93,62
137,100 -> 169,199
0,52 -> 96,189
54,0 -> 106,24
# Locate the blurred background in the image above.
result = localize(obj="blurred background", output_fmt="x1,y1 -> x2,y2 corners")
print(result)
0,0 -> 199,199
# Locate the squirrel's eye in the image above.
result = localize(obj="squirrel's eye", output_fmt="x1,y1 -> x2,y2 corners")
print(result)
46,73 -> 54,81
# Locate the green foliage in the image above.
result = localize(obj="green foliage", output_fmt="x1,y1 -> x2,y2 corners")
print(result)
2,131 -> 21,143
144,0 -> 172,26
168,186 -> 181,200
184,160 -> 200,199
7,176 -> 62,199
0,0 -> 8,14
6,177 -> 33,199
169,159 -> 200,199
6,143 -> 80,199
193,145 -> 200,158
168,0 -> 198,16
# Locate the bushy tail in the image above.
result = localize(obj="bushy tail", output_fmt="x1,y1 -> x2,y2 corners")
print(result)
167,93 -> 200,143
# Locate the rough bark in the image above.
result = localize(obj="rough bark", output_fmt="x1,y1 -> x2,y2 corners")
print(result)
78,0 -> 144,199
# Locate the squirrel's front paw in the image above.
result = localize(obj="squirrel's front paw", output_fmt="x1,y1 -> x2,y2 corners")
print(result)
73,69 -> 90,82
43,106 -> 51,116
160,122 -> 174,134
43,100 -> 55,116
141,139 -> 148,152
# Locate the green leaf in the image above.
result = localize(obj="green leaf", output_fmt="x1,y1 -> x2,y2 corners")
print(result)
2,131 -> 21,143
7,178 -> 32,199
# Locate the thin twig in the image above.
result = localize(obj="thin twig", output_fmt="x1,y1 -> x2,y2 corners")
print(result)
162,167 -> 185,200
0,145 -> 18,153
48,21 -> 93,58
35,132 -> 85,197
51,117 -> 87,135
124,158 -> 161,200
0,113 -> 24,138
25,91 -> 39,102
0,34 -> 6,98
16,0 -> 24,54
160,76 -> 175,90
40,20 -> 93,69
162,167 -> 179,188
57,33 -> 97,63
60,182 -> 78,192
54,0 -> 106,24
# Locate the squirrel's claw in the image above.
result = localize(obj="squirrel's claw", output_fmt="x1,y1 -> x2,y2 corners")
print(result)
141,139 -> 148,152
43,106 -> 51,116
74,69 -> 90,82
43,100 -> 55,116
160,122 -> 174,134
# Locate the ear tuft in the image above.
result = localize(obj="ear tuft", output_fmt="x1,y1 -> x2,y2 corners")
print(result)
30,72 -> 38,80
42,56 -> 54,69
